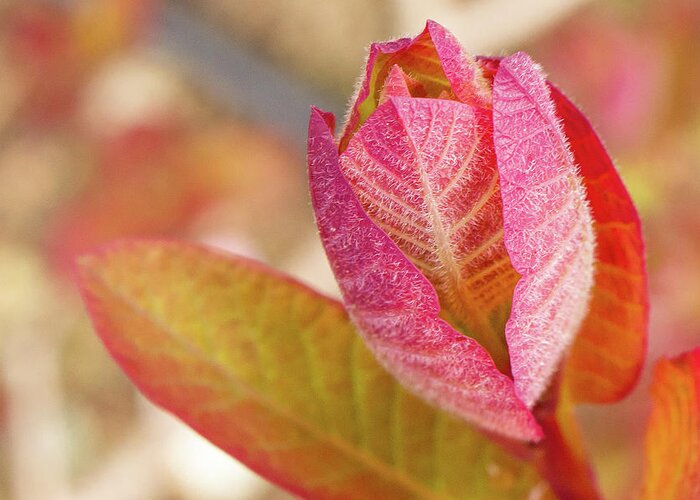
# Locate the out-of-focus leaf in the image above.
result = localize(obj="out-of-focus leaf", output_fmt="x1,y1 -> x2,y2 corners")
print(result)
46,124 -> 200,272
5,3 -> 81,125
4,0 -> 157,126
641,349 -> 700,499
551,85 -> 648,404
530,13 -> 665,151
71,0 -> 157,63
309,108 -> 542,442
492,52 -> 595,408
47,122 -> 305,272
78,240 -> 550,499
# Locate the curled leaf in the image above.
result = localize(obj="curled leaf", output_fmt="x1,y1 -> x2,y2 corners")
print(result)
340,95 -> 517,372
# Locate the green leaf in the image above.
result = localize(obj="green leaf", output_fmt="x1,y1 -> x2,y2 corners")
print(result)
78,240 -> 549,499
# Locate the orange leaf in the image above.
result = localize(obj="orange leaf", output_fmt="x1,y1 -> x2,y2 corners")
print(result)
641,349 -> 700,499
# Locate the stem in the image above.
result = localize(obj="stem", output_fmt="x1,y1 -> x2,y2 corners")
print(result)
532,376 -> 602,500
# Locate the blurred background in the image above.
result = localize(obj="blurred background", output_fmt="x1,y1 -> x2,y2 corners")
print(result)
0,0 -> 697,499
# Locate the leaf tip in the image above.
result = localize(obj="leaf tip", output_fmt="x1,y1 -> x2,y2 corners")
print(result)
309,106 -> 336,135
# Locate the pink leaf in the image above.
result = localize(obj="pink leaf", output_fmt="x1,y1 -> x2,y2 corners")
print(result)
308,107 -> 543,441
340,20 -> 489,151
378,65 -> 418,104
492,52 -> 596,407
339,96 -> 517,373
423,20 -> 490,106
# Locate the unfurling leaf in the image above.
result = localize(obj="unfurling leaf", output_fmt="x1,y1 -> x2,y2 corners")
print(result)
310,108 -> 543,442
340,96 -> 516,373
312,31 -> 604,439
78,241 -> 549,499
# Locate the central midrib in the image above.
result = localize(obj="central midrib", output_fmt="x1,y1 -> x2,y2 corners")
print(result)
394,101 -> 508,369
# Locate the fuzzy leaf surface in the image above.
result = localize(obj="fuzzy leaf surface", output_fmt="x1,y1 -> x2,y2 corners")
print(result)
78,240 -> 549,499
340,20 -> 488,151
340,96 -> 518,372
641,349 -> 700,499
309,108 -> 542,441
550,85 -> 648,403
492,52 -> 596,407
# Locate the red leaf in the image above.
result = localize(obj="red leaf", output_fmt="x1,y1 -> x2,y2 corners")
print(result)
550,85 -> 648,403
378,65 -> 421,103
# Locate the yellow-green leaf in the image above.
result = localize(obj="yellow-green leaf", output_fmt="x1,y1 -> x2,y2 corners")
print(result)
78,240 -> 549,499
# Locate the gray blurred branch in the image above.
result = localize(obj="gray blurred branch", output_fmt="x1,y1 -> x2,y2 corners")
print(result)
152,1 -> 344,148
